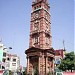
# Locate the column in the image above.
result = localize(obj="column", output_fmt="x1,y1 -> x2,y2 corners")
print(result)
42,53 -> 44,75
38,57 -> 40,75
27,57 -> 29,74
45,57 -> 48,75
52,58 -> 55,72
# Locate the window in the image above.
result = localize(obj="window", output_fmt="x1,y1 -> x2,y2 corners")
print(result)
3,58 -> 6,62
3,52 -> 6,57
2,66 -> 5,69
37,6 -> 38,8
7,58 -> 10,61
33,36 -> 39,44
34,7 -> 36,10
34,22 -> 39,30
46,37 -> 49,44
13,59 -> 16,62
35,36 -> 38,44
12,63 -> 16,66
39,5 -> 41,8
6,62 -> 10,67
34,25 -> 38,30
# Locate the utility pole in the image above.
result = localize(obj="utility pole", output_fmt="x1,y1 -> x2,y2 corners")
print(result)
0,37 -> 2,43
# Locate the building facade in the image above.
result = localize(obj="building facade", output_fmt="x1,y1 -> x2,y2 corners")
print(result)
5,54 -> 20,72
55,49 -> 66,65
25,0 -> 55,75
0,42 -> 8,70
0,42 -> 20,72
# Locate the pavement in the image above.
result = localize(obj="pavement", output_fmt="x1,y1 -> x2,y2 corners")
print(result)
63,72 -> 75,75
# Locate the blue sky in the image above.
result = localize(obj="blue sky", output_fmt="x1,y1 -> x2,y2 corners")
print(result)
0,0 -> 74,67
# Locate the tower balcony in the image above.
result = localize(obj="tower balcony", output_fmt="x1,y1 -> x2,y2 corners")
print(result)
30,30 -> 39,35
45,30 -> 51,36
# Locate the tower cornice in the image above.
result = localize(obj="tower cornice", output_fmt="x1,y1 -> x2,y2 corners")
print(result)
30,17 -> 51,24
32,0 -> 50,8
31,7 -> 50,15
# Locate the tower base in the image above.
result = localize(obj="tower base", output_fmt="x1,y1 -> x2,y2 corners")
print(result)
25,47 -> 55,75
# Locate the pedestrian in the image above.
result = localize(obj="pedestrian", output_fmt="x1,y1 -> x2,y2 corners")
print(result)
21,72 -> 22,75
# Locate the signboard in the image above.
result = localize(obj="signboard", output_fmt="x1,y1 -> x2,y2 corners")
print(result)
0,48 -> 3,62
55,56 -> 61,64
55,60 -> 61,64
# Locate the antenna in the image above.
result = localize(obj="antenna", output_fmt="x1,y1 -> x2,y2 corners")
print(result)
0,37 -> 2,43
63,40 -> 66,51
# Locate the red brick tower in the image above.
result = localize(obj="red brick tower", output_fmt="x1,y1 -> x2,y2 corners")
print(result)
29,0 -> 52,49
25,0 -> 55,75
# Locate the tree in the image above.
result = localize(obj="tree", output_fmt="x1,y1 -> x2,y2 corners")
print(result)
58,51 -> 75,72
47,72 -> 52,75
9,70 -> 12,75
23,71 -> 27,75
22,68 -> 30,75
22,68 -> 28,75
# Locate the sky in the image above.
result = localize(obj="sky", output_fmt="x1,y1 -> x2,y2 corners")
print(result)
0,0 -> 74,67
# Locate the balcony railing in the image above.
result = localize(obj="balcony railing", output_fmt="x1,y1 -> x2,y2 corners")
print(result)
30,30 -> 39,35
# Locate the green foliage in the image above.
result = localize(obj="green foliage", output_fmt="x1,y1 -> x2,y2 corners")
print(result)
9,70 -> 12,75
47,71 -> 54,75
47,72 -> 51,75
22,68 -> 29,75
23,71 -> 27,75
58,51 -> 75,72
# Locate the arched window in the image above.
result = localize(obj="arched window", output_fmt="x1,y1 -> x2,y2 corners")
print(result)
34,36 -> 38,44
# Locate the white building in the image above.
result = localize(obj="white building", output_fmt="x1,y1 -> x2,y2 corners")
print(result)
0,42 -> 8,70
5,54 -> 20,72
0,42 -> 20,72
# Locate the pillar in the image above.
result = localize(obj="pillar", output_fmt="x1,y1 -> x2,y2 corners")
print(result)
45,57 -> 48,75
38,57 -> 40,75
52,58 -> 55,72
27,56 -> 29,74
42,53 -> 44,75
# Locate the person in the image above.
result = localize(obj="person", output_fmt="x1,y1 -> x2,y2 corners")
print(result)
17,72 -> 22,75
21,73 -> 22,75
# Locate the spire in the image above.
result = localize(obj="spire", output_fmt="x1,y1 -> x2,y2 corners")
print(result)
32,0 -> 49,4
63,40 -> 66,51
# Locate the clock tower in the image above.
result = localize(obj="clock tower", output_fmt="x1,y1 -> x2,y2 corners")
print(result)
25,0 -> 55,75
30,0 -> 52,49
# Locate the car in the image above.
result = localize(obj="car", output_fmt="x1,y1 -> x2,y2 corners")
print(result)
56,72 -> 63,75
54,68 -> 63,75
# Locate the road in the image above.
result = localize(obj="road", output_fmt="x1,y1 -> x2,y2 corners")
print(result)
63,72 -> 75,75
